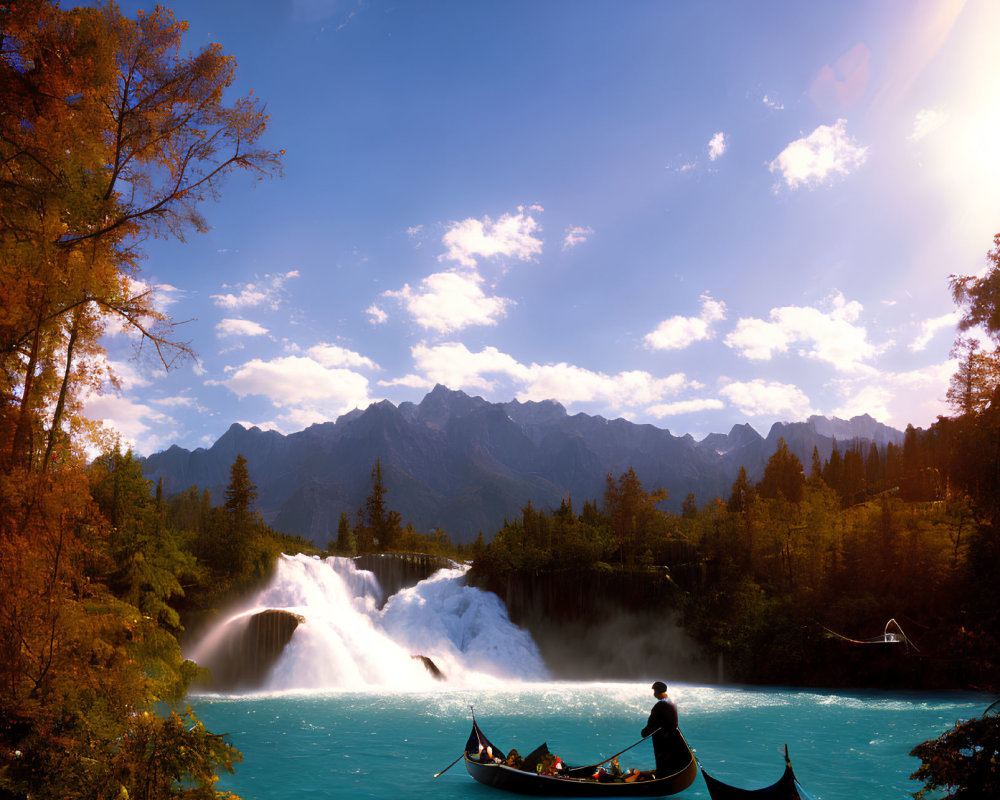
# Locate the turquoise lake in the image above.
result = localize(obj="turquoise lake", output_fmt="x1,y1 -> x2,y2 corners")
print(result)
192,684 -> 988,799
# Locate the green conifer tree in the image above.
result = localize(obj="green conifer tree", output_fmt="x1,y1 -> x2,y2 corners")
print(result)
221,454 -> 258,573
336,511 -> 356,555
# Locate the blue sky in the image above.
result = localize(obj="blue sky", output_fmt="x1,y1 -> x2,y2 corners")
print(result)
87,0 -> 1000,456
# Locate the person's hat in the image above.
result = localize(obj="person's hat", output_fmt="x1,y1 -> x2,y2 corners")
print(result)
651,681 -> 667,693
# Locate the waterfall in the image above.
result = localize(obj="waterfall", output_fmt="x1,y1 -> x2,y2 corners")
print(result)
187,553 -> 548,692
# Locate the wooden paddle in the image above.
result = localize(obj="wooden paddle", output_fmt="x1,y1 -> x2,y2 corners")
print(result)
564,728 -> 662,777
433,751 -> 466,778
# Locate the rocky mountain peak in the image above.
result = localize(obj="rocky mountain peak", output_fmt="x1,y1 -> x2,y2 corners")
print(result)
416,384 -> 487,427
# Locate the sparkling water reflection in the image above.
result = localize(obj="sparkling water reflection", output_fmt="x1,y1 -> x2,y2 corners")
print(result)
192,682 -> 989,799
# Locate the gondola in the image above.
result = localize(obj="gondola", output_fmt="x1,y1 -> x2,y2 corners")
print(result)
700,746 -> 813,799
462,717 -> 698,797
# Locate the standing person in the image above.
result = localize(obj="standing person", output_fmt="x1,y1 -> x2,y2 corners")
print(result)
641,681 -> 682,778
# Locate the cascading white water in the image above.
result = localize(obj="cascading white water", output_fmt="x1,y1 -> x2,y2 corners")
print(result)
188,553 -> 549,692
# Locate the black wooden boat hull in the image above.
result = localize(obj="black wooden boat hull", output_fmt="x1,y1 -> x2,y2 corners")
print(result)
465,757 -> 698,797
701,747 -> 812,800
463,720 -> 698,797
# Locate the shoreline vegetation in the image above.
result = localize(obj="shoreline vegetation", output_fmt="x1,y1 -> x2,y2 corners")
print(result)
1,1 -> 998,796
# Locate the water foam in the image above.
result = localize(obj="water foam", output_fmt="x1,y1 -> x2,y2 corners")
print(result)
190,553 -> 548,692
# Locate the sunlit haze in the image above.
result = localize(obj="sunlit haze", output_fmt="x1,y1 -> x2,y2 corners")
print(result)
88,0 -> 1000,455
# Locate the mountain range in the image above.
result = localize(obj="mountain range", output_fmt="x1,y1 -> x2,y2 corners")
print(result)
140,385 -> 906,544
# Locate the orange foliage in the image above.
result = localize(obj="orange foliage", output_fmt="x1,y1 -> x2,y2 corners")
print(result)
1,0 -> 282,473
0,2 -> 278,795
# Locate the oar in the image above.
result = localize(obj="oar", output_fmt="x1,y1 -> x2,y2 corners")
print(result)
433,752 -> 466,778
436,705 -> 478,778
565,728 -> 662,777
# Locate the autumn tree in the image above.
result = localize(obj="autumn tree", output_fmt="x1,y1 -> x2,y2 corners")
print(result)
681,492 -> 698,519
757,437 -> 805,504
808,445 -> 823,484
865,442 -> 883,493
0,444 -> 245,799
604,467 -> 667,565
946,234 -> 1000,516
841,446 -> 866,506
0,4 -> 279,795
910,704 -> 1000,799
948,339 -> 1000,416
951,234 -> 1000,339
726,466 -> 754,513
1,1 -> 282,474
822,440 -> 843,495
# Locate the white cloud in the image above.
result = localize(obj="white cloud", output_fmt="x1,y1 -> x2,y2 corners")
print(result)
213,286 -> 269,309
518,365 -> 694,408
395,342 -> 699,413
366,304 -> 388,325
831,359 -> 957,427
890,360 -> 957,393
908,107 -> 948,142
403,342 -> 529,391
378,373 -> 434,390
724,316 -> 792,360
646,398 -> 726,418
384,271 -> 511,333
439,208 -> 543,269
216,356 -> 370,402
210,270 -> 299,310
708,132 -> 727,161
210,355 -> 373,431
831,383 -> 893,423
768,119 -> 868,189
719,379 -> 814,419
724,292 -> 876,371
216,318 -> 269,337
152,283 -> 183,309
645,294 -> 727,351
82,392 -> 178,455
763,94 -> 784,111
150,395 -> 197,408
910,311 -> 960,352
387,206 -> 543,332
562,225 -> 594,250
306,342 -> 379,370
150,395 -> 208,414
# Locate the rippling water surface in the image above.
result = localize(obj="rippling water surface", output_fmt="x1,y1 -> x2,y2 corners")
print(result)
193,683 -> 988,799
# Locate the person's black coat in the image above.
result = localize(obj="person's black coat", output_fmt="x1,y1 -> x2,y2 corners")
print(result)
641,699 -> 683,776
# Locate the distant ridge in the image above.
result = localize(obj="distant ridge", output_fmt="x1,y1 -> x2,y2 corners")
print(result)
141,385 -> 905,544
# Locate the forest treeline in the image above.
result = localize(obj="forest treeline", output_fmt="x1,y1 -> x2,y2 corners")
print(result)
467,233 -> 1000,697
468,438 -> 987,689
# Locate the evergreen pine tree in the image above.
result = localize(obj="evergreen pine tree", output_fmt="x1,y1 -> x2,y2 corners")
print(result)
336,511 -> 355,555
222,454 -> 258,573
758,437 -> 805,504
